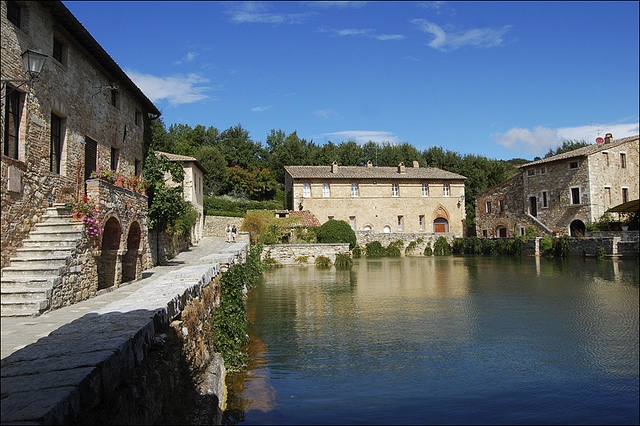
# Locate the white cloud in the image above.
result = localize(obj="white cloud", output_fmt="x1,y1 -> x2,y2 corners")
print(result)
227,2 -> 309,24
321,27 -> 403,41
492,120 -> 640,156
173,51 -> 197,65
251,105 -> 273,112
313,109 -> 337,118
319,130 -> 399,144
126,71 -> 212,106
413,19 -> 511,51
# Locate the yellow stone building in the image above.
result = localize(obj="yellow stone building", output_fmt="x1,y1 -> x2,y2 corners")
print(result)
284,161 -> 467,236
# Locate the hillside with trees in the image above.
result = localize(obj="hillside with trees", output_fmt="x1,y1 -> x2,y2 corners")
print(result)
146,118 -> 539,225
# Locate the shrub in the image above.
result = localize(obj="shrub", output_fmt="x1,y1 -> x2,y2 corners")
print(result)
596,246 -> 606,260
241,214 -> 265,243
316,219 -> 357,249
315,256 -> 332,268
334,253 -> 353,268
552,235 -> 570,257
424,243 -> 433,256
433,236 -> 451,256
295,255 -> 308,264
466,236 -> 482,254
365,241 -> 386,258
452,237 -> 466,254
385,240 -> 404,257
352,246 -> 363,258
540,235 -> 553,253
405,240 -> 418,254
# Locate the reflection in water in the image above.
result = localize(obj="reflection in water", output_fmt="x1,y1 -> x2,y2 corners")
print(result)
223,257 -> 639,425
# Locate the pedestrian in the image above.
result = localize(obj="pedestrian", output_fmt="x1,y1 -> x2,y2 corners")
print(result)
231,225 -> 237,243
225,224 -> 231,243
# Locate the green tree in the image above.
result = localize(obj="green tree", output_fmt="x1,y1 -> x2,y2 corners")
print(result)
219,124 -> 265,170
316,219 -> 357,249
144,151 -> 188,233
195,145 -> 226,196
544,139 -> 590,158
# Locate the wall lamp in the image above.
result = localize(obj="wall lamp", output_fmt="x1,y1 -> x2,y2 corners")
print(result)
1,49 -> 48,96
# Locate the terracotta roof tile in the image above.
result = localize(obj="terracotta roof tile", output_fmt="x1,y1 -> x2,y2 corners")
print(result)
284,165 -> 466,180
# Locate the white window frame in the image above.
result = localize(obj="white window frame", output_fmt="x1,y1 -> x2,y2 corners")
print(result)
351,183 -> 359,197
397,215 -> 403,230
620,152 -> 627,169
527,169 -> 535,176
569,161 -> 579,170
392,183 -> 399,197
540,167 -> 547,175
542,190 -> 549,208
322,183 -> 330,197
419,215 -> 425,231
570,186 -> 581,205
303,183 -> 310,198
443,184 -> 450,197
350,216 -> 356,230
485,201 -> 491,213
422,183 -> 429,197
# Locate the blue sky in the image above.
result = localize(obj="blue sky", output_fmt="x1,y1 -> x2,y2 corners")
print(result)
63,1 -> 639,160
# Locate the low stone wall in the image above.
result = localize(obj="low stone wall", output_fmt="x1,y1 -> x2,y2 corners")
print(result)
356,231 -> 456,250
521,237 -> 638,258
262,243 -> 350,265
204,215 -> 245,238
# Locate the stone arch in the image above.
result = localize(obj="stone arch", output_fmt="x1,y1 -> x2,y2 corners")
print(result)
496,225 -> 508,238
570,219 -> 586,237
122,221 -> 141,283
432,204 -> 451,222
382,225 -> 391,233
98,216 -> 122,290
363,223 -> 373,231
432,205 -> 450,233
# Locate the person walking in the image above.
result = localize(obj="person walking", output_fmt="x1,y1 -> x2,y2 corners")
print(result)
225,224 -> 231,243
231,225 -> 237,243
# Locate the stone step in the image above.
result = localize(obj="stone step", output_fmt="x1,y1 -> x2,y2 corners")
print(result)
36,216 -> 77,225
1,264 -> 67,278
21,238 -> 80,248
0,286 -> 52,301
0,277 -> 60,290
14,246 -> 77,258
8,256 -> 70,268
25,230 -> 83,243
34,222 -> 84,233
0,299 -> 49,317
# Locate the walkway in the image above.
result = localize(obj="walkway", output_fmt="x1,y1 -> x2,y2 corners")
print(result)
1,236 -> 248,424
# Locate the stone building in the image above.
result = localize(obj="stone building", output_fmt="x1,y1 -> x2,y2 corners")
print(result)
1,1 -> 160,316
155,151 -> 206,243
284,161 -> 467,236
475,133 -> 639,238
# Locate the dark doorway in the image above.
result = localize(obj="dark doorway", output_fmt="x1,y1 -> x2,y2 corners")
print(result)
570,220 -> 586,237
529,196 -> 537,217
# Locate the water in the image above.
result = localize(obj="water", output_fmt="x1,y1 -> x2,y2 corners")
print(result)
224,256 -> 639,425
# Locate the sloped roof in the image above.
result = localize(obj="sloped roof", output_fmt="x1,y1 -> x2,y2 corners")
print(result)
41,1 -> 160,116
288,210 -> 321,227
607,199 -> 639,213
155,151 -> 206,174
284,164 -> 466,180
519,135 -> 639,168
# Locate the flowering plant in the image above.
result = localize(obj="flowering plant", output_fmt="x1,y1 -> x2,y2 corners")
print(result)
90,169 -> 117,184
91,169 -> 147,194
71,195 -> 104,238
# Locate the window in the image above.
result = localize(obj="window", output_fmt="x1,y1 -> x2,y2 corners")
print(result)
422,183 -> 429,197
570,187 -> 581,205
397,216 -> 403,230
392,183 -> 399,197
50,114 -> 63,174
111,147 -> 119,172
3,88 -> 24,159
527,169 -> 535,176
498,200 -> 504,212
419,215 -> 425,231
485,201 -> 491,213
620,153 -> 627,169
350,216 -> 356,230
605,186 -> 611,206
443,184 -> 450,197
322,183 -> 330,197
351,183 -> 359,197
135,110 -> 142,126
303,183 -> 310,197
603,152 -> 609,166
52,36 -> 67,65
569,161 -> 579,169
622,187 -> 629,204
540,167 -> 547,175
482,229 -> 488,237
7,1 -> 21,27
110,89 -> 120,109
542,191 -> 549,208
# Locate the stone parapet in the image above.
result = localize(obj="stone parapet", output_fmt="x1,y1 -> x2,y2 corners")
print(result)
262,243 -> 350,265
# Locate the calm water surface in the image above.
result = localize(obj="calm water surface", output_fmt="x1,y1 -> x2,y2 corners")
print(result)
224,256 -> 639,425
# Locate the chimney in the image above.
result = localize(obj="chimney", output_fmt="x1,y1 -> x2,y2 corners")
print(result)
366,160 -> 373,168
604,133 -> 613,144
397,162 -> 405,173
331,161 -> 338,173
412,160 -> 420,168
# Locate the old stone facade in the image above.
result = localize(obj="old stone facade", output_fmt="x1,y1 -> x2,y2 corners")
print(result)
284,161 -> 467,237
1,2 -> 160,299
475,134 -> 639,237
155,151 -> 206,243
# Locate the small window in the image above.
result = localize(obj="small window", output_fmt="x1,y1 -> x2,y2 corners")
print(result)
351,183 -> 359,197
419,215 -> 425,231
622,187 -> 629,204
50,114 -> 63,174
605,186 -> 611,206
322,183 -> 330,198
443,184 -> 450,197
111,89 -> 120,109
7,1 -> 21,28
620,153 -> 627,169
52,36 -> 67,65
111,147 -> 119,172
482,229 -> 488,237
498,200 -> 504,212
602,152 -> 609,166
570,187 -> 581,205
485,201 -> 491,213
422,183 -> 429,197
303,183 -> 310,197
569,161 -> 579,169
397,215 -> 403,230
135,109 -> 142,126
392,183 -> 399,197
542,191 -> 549,208
540,167 -> 547,175
3,87 -> 24,159
527,169 -> 535,176
350,216 -> 356,230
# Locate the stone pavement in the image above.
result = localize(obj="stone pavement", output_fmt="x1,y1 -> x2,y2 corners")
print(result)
1,236 -> 249,424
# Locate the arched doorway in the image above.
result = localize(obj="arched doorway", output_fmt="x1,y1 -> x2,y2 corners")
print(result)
122,222 -> 141,283
496,225 -> 507,238
99,217 -> 121,290
434,218 -> 449,233
382,225 -> 391,233
570,220 -> 586,237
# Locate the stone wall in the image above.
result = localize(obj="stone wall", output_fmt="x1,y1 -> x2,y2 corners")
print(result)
203,215 -> 250,242
356,230 -> 456,255
262,243 -> 350,265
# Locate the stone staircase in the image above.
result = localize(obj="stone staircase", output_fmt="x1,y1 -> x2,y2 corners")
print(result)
1,206 -> 84,317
